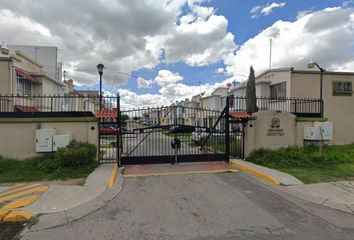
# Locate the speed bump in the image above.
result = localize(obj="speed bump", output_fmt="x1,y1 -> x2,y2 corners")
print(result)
0,209 -> 10,221
3,210 -> 32,222
1,195 -> 40,210
0,183 -> 49,222
0,185 -> 48,204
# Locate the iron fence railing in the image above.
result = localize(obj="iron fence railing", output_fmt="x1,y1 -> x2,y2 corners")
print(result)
230,96 -> 323,118
0,95 -> 118,113
0,95 -> 324,118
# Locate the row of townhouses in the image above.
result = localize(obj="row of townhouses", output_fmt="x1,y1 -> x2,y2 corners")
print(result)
149,67 -> 354,146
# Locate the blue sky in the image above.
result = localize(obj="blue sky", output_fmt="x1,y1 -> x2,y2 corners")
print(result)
111,0 -> 352,98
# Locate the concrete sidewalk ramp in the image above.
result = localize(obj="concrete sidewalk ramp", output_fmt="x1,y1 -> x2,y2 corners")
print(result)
22,164 -> 114,214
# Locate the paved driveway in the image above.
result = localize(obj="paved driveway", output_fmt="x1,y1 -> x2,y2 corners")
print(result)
23,172 -> 354,240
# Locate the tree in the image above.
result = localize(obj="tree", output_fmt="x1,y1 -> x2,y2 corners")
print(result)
246,66 -> 257,114
120,114 -> 129,128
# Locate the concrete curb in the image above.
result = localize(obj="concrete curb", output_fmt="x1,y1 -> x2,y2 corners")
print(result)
21,168 -> 124,234
108,164 -> 118,188
230,159 -> 303,186
230,160 -> 280,185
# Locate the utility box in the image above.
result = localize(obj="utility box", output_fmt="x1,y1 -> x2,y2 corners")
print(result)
304,126 -> 321,140
53,135 -> 71,151
304,122 -> 333,140
314,122 -> 333,140
35,129 -> 56,152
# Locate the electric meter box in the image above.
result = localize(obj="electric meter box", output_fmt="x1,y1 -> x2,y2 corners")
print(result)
35,128 -> 56,152
53,135 -> 71,151
304,126 -> 321,140
304,122 -> 333,141
314,121 -> 333,140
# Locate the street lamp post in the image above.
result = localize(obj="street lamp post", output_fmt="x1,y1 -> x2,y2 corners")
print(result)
307,60 -> 325,155
307,60 -> 325,117
96,63 -> 104,110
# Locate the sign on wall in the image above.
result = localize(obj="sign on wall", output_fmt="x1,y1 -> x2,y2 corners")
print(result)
267,117 -> 284,136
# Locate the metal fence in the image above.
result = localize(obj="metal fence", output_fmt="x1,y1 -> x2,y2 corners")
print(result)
230,96 -> 323,118
0,95 -> 323,119
0,95 -> 118,113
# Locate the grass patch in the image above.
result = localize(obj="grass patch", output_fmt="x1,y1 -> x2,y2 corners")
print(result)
0,141 -> 97,183
246,144 -> 354,183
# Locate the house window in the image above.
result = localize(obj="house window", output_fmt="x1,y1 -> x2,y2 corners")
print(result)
17,74 -> 32,95
270,82 -> 286,99
332,81 -> 353,96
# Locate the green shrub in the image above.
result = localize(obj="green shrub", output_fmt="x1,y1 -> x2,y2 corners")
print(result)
55,141 -> 97,168
35,155 -> 60,173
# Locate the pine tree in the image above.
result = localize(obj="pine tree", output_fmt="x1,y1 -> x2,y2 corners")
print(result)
246,66 -> 257,114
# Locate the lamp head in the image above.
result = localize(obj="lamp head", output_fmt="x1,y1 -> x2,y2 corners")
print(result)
96,63 -> 105,74
307,58 -> 316,69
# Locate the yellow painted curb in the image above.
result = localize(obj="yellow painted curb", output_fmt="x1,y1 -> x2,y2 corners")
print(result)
0,185 -> 48,204
230,160 -> 280,185
108,165 -> 119,189
3,210 -> 32,222
0,209 -> 10,221
0,183 -> 41,198
1,195 -> 40,211
124,169 -> 238,178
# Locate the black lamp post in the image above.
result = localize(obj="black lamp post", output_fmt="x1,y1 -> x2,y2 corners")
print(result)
307,60 -> 325,117
307,60 -> 324,100
96,63 -> 104,110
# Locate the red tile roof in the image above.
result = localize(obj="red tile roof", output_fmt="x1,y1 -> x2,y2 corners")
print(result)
15,105 -> 40,112
15,67 -> 42,85
95,110 -> 118,118
229,111 -> 253,120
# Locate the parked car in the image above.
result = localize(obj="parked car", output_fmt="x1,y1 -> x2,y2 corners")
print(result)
191,128 -> 224,142
99,125 -> 118,135
169,125 -> 195,133
151,123 -> 160,128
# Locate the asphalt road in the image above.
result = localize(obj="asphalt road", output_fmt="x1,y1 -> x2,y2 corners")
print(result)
23,172 -> 354,240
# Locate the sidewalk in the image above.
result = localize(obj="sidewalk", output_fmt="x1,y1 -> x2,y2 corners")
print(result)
23,164 -> 114,214
21,164 -> 123,233
232,159 -> 354,214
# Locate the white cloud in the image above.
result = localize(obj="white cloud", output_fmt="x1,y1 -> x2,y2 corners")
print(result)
225,7 -> 354,79
0,0 -> 237,87
163,15 -> 237,66
119,69 -> 233,108
296,9 -> 313,19
137,77 -> 154,88
216,67 -> 225,73
251,2 -> 286,18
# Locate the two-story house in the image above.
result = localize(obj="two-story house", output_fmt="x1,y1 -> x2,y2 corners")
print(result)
231,67 -> 354,145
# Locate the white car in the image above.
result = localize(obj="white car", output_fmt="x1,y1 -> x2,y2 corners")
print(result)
191,128 -> 224,142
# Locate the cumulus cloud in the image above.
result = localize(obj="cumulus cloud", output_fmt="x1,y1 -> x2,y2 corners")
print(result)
225,7 -> 354,79
251,2 -> 286,18
137,77 -> 154,88
119,69 -> 232,108
0,0 -> 235,86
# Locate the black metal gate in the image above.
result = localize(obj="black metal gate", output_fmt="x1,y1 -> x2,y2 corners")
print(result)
98,96 -> 120,164
119,101 -> 232,165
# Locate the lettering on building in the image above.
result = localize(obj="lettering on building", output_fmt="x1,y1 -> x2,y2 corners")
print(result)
267,117 -> 284,136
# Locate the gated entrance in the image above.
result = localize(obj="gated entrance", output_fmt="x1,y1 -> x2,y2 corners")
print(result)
97,97 -> 120,164
97,96 -> 245,165
119,104 -> 230,165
